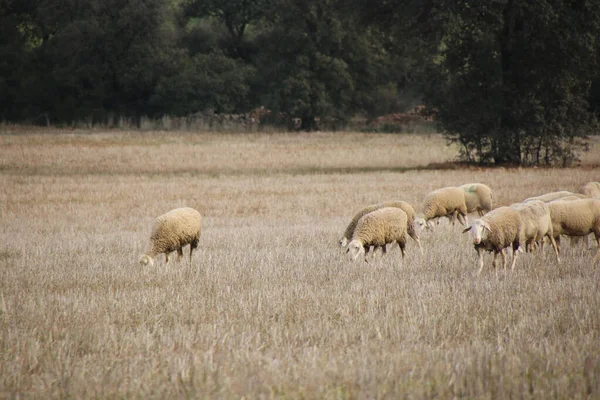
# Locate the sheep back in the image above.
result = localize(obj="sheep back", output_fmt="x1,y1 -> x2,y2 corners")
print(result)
148,207 -> 202,256
460,183 -> 493,214
476,206 -> 522,252
511,200 -> 553,243
342,200 -> 416,243
579,182 -> 600,198
421,187 -> 467,220
524,191 -> 581,203
351,207 -> 408,248
548,199 -> 600,237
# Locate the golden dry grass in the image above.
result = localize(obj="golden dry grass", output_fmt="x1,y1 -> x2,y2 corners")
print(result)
1,126 -> 600,399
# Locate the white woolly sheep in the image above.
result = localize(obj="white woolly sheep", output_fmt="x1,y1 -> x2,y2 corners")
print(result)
579,182 -> 600,198
510,200 -> 560,262
547,198 -> 600,260
523,191 -> 585,203
340,200 -> 422,254
447,183 -> 493,224
547,196 -> 594,251
460,183 -> 493,216
139,207 -> 202,266
462,206 -> 522,274
415,187 -> 468,233
347,207 -> 408,261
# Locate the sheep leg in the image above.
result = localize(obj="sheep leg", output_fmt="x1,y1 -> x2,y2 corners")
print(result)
177,247 -> 184,262
510,247 -> 520,271
594,234 -> 600,263
412,235 -> 424,255
362,247 -> 370,263
457,213 -> 468,227
371,245 -> 382,259
165,252 -> 170,264
398,242 -> 406,259
547,234 -> 560,263
587,234 -> 592,250
190,240 -> 199,266
476,247 -> 485,275
447,212 -> 456,225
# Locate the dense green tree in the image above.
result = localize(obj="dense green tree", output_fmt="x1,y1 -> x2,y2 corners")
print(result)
253,0 -> 352,130
0,13 -> 28,121
423,0 -> 600,165
0,0 -> 174,125
151,50 -> 255,116
181,0 -> 273,60
3,0 -> 599,147
254,0 -> 403,130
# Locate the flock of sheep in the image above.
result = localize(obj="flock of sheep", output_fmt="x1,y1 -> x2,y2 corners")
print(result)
138,182 -> 600,274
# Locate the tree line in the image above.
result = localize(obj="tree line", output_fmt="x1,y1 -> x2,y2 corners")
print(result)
1,0 -> 599,165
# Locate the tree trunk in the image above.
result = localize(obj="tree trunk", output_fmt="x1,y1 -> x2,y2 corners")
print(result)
300,113 -> 318,131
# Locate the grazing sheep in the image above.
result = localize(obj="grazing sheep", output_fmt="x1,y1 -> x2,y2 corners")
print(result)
510,200 -> 560,262
415,187 -> 468,232
548,195 -> 595,250
523,191 -> 585,203
579,182 -> 600,198
462,206 -> 522,274
340,200 -> 422,254
139,207 -> 202,266
460,183 -> 493,216
547,198 -> 600,260
556,195 -> 590,202
347,207 -> 408,261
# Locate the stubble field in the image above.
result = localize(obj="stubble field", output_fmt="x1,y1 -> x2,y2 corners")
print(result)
1,126 -> 600,399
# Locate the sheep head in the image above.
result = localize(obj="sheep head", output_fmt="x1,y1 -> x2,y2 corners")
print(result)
347,240 -> 365,260
414,216 -> 434,234
139,254 -> 155,266
462,219 -> 491,244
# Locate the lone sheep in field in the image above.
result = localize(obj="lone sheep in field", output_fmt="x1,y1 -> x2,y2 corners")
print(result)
462,206 -> 523,274
579,182 -> 600,198
510,200 -> 560,262
340,200 -> 422,254
347,207 -> 408,262
547,198 -> 600,261
415,187 -> 468,232
139,207 -> 202,266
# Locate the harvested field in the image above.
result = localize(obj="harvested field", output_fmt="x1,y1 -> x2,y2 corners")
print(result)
1,126 -> 600,398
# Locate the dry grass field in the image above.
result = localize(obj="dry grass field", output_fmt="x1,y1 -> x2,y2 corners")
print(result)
1,125 -> 600,399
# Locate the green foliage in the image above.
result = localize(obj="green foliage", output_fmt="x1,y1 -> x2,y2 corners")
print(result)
423,0 -> 600,166
182,0 -> 273,60
2,0 -> 599,149
151,50 -> 255,116
253,0 -> 402,130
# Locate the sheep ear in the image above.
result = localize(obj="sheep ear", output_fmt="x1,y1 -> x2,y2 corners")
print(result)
462,226 -> 471,234
482,221 -> 491,232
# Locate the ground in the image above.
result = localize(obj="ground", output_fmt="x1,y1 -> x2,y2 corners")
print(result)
1,126 -> 599,398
